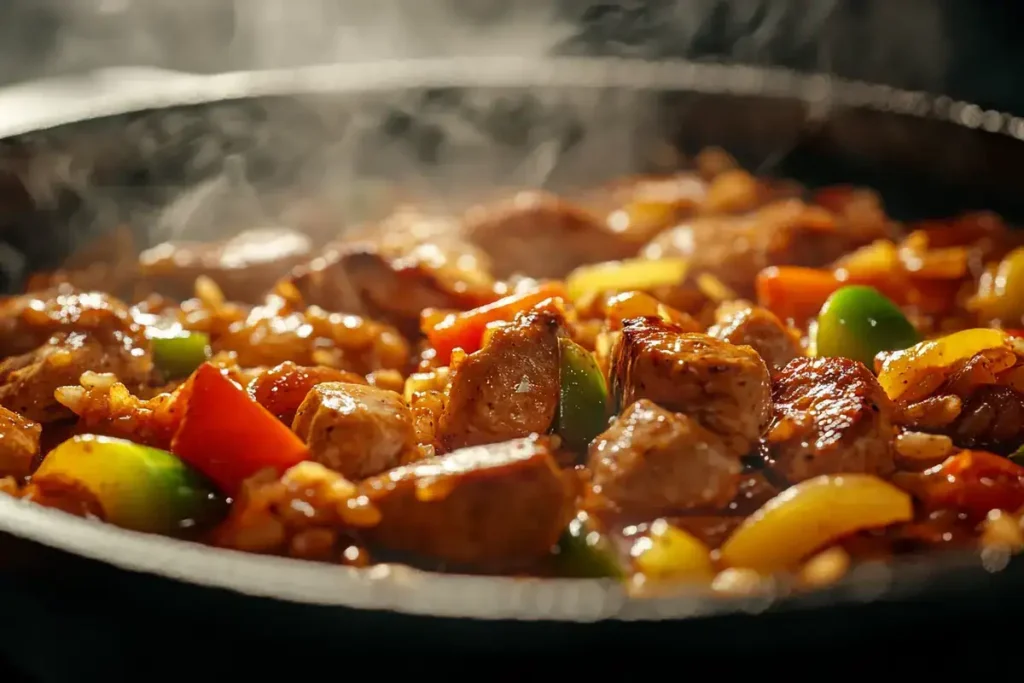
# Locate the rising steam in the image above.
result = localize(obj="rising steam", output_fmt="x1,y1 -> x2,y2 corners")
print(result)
0,0 -> 952,281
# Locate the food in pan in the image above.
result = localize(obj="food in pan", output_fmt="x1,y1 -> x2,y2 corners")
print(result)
3,147 -> 1024,596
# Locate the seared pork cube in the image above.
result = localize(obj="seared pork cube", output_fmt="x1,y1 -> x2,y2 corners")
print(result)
292,383 -> 415,480
587,399 -> 741,517
0,290 -> 151,423
708,301 -> 802,370
610,317 -> 771,452
462,191 -> 637,279
0,288 -> 147,359
640,199 -> 864,298
769,356 -> 897,482
0,290 -> 153,422
139,228 -> 312,303
0,404 -> 40,479
438,306 -> 563,451
359,437 -> 574,569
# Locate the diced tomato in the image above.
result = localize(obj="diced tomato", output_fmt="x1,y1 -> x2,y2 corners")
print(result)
170,363 -> 309,495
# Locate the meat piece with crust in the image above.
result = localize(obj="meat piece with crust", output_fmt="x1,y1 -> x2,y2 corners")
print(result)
288,242 -> 496,339
437,305 -> 563,451
359,436 -> 575,569
292,382 -> 415,480
0,334 -> 150,423
139,228 -> 313,304
610,317 -> 771,453
768,356 -> 897,482
0,287 -> 148,359
586,399 -> 741,518
707,300 -> 802,370
640,199 -> 859,298
0,289 -> 153,422
462,191 -> 637,279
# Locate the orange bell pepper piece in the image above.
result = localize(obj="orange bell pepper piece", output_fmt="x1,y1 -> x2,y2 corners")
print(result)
918,450 -> 1024,519
170,363 -> 309,495
423,282 -> 567,363
755,266 -> 842,325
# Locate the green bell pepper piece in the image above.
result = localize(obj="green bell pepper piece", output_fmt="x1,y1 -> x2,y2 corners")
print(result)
151,330 -> 211,379
555,337 -> 609,454
33,435 -> 225,535
813,285 -> 921,367
553,512 -> 625,579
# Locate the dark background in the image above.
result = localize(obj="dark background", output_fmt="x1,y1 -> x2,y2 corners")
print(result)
0,1 -> 1022,111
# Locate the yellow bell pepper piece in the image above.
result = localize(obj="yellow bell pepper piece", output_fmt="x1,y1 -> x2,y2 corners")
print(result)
878,328 -> 1010,401
719,474 -> 913,573
973,247 -> 1024,325
566,257 -> 689,304
632,519 -> 714,581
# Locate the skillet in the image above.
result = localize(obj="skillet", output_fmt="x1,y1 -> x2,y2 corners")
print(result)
1,58 -> 1024,671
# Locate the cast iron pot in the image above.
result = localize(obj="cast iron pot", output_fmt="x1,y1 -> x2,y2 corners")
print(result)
0,59 -> 1023,679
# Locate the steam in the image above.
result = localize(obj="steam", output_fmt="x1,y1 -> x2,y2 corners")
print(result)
0,0 -> 953,282
235,0 -> 574,67
5,1 -> 949,88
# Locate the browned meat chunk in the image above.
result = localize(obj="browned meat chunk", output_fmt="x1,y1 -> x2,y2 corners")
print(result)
0,287 -> 147,359
359,437 -> 574,569
289,242 -> 495,339
292,383 -> 415,480
347,206 -> 496,275
0,335 -> 146,423
0,289 -> 153,422
586,400 -> 741,518
886,343 -> 1024,455
582,173 -> 710,243
948,386 -> 1024,454
248,361 -> 366,425
438,306 -> 563,451
641,199 -> 869,298
769,356 -> 897,482
707,301 -> 801,370
0,405 -> 40,478
139,228 -> 312,303
610,317 -> 771,452
462,191 -> 637,279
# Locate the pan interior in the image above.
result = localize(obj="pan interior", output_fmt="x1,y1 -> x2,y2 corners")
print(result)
0,60 -> 1021,618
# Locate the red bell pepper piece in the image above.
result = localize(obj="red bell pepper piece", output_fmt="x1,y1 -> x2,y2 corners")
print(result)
170,363 -> 309,495
918,450 -> 1024,519
422,282 -> 567,363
